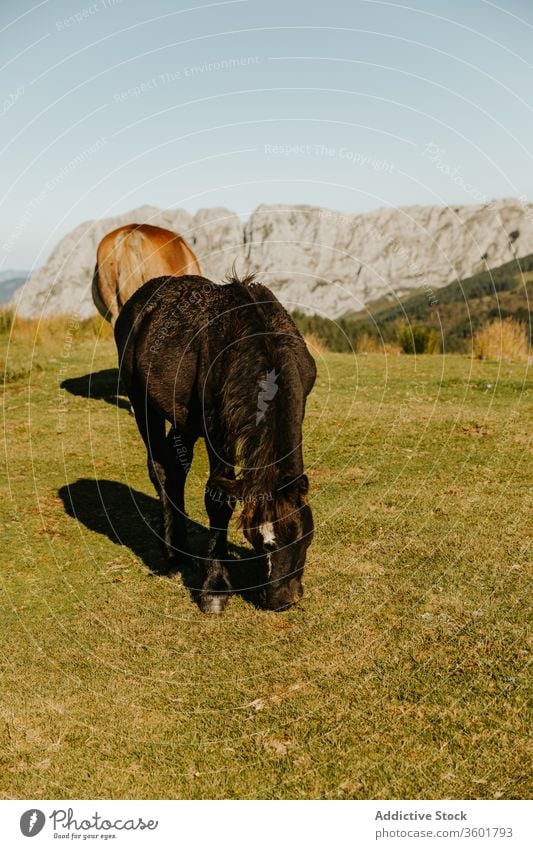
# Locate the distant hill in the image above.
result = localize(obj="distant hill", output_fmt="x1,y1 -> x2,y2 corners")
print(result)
293,254 -> 533,352
15,198 -> 533,318
0,271 -> 28,304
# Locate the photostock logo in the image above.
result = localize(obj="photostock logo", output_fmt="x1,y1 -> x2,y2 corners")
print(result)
256,368 -> 278,424
18,807 -> 159,838
20,809 -> 45,837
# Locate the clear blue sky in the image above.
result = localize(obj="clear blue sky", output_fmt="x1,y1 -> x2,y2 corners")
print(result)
1,0 -> 533,268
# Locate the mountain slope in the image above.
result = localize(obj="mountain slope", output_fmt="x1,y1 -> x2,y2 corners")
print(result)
293,254 -> 533,351
363,253 -> 533,350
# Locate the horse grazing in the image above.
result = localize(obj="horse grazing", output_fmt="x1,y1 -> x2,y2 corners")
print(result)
114,273 -> 316,613
92,223 -> 200,326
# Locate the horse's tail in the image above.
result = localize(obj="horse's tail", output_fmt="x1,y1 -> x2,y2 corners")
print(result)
91,262 -> 112,323
113,227 -> 148,310
93,226 -> 147,325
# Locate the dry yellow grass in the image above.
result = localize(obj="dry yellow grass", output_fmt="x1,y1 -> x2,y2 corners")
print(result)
304,331 -> 401,356
304,332 -> 328,354
0,308 -> 113,346
473,317 -> 529,362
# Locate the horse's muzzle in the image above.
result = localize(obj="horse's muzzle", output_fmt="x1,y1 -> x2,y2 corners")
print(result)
263,578 -> 303,611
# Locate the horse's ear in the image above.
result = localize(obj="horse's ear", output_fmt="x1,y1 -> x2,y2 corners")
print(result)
207,476 -> 243,500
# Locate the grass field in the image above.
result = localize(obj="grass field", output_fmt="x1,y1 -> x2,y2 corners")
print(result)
1,319 -> 531,799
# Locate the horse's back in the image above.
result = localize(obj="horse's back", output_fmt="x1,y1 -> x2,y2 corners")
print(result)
115,273 -> 316,428
114,273 -> 210,359
93,223 -> 201,325
115,275 -> 215,428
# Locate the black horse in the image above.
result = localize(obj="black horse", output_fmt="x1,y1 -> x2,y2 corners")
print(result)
114,274 -> 316,613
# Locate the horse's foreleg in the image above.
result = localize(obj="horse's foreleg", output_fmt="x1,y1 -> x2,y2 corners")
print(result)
205,471 -> 235,559
199,456 -> 235,614
164,427 -> 196,565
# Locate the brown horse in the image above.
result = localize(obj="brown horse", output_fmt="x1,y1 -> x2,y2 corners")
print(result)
92,223 -> 200,325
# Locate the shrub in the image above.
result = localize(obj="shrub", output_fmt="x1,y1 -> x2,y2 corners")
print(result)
473,317 -> 529,362
0,308 -> 15,335
397,323 -> 440,354
356,331 -> 380,353
355,331 -> 400,354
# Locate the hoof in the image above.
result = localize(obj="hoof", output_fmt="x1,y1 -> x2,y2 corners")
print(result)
198,563 -> 231,613
198,592 -> 229,614
166,557 -> 181,578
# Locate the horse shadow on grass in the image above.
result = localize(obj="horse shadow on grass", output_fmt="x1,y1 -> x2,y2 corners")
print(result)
58,478 -> 265,609
60,368 -> 131,411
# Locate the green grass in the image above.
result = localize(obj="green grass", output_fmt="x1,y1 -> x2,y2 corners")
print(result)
1,319 -> 531,799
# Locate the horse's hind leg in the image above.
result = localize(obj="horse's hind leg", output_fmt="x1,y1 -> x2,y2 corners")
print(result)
131,397 -> 191,567
198,450 -> 235,614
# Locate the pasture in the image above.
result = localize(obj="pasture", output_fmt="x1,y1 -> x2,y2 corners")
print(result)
1,317 -> 530,799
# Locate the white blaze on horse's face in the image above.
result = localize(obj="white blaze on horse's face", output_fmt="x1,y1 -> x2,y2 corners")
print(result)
259,523 -> 276,577
259,522 -> 276,546
249,509 -> 311,610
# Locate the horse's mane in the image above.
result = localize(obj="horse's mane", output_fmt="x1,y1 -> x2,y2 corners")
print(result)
218,273 -> 300,512
224,269 -> 259,289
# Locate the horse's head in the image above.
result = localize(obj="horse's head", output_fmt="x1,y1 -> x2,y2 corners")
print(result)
242,475 -> 314,611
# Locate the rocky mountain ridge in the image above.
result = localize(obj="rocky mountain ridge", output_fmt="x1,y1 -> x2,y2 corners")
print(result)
14,199 -> 533,318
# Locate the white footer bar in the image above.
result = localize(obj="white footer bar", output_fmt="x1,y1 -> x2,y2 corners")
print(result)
1,800 -> 531,849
